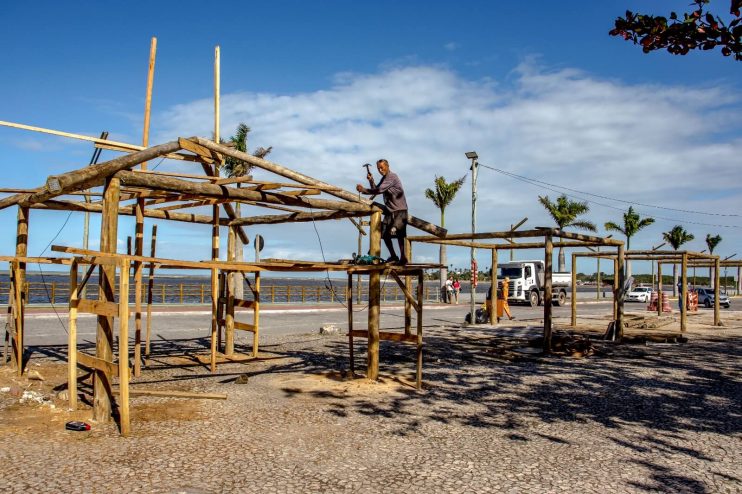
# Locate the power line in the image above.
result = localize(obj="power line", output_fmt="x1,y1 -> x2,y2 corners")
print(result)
480,164 -> 740,218
478,164 -> 741,229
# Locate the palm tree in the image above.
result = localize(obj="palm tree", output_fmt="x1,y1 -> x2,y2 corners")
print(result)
424,175 -> 466,294
662,225 -> 694,296
538,194 -> 596,272
223,123 -> 272,296
705,233 -> 722,288
604,206 -> 655,277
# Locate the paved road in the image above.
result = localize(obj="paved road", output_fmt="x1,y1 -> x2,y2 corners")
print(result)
17,299 -> 667,348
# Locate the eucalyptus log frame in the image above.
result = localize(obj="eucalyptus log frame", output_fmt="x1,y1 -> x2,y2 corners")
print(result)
409,228 -> 624,351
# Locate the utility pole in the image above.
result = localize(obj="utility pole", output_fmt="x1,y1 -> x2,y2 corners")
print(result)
466,151 -> 478,324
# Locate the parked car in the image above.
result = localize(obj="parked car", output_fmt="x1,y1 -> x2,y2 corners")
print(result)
694,287 -> 731,308
627,286 -> 652,303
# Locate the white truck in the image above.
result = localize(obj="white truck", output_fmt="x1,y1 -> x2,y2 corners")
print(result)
496,260 -> 571,307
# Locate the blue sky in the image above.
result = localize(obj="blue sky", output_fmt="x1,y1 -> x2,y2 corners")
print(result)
1,1 -> 740,275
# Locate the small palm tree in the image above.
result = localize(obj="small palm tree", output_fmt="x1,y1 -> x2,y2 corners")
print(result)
604,206 -> 655,277
223,123 -> 272,296
538,194 -> 596,272
662,225 -> 694,295
705,233 -> 722,288
425,175 -> 466,292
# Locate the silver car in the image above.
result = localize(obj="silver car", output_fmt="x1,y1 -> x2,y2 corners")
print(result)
694,287 -> 731,308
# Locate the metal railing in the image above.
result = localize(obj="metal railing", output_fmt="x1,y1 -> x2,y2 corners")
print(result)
0,281 -> 440,305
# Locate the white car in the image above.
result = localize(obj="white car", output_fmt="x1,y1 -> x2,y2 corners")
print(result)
627,286 -> 652,303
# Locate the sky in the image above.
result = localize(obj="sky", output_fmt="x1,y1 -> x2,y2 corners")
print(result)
1,0 -> 740,277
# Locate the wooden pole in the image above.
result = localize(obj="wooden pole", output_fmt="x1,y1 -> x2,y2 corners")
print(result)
225,229 -> 236,356
617,244 -> 625,341
94,177 -> 120,423
13,206 -> 29,374
571,253 -> 577,327
714,257 -> 721,326
145,225 -> 157,357
132,36 -> 157,377
404,239 -> 412,336
490,249 -> 498,325
367,211 -> 382,380
252,272 -> 261,357
416,270 -> 423,390
210,45 -> 221,373
681,253 -> 688,332
68,259 -> 78,411
347,272 -> 354,377
613,259 -> 618,320
657,262 -> 663,316
543,234 -> 553,353
118,258 -> 131,436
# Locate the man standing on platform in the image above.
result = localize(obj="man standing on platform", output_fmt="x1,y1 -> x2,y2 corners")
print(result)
356,159 -> 409,264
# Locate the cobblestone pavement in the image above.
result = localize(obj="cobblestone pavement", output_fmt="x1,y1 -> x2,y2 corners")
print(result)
0,317 -> 740,493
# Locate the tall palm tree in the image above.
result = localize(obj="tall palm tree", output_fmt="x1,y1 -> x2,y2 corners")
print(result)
223,123 -> 272,296
662,225 -> 694,296
538,194 -> 596,272
425,175 -> 466,293
705,233 -> 722,288
604,206 -> 655,277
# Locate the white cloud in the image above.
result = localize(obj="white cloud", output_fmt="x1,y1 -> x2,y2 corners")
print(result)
147,62 -> 742,271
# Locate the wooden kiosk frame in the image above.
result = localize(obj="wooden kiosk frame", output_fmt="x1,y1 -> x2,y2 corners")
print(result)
408,228 -> 624,350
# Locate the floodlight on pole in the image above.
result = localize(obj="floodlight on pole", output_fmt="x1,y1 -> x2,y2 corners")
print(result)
466,151 -> 478,324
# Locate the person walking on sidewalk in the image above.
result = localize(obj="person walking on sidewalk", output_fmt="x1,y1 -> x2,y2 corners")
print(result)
445,277 -> 454,304
453,278 -> 461,304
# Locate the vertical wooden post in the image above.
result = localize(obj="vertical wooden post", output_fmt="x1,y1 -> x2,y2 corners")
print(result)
714,257 -> 721,326
68,259 -> 78,411
543,235 -> 553,353
13,206 -> 29,374
133,38 -> 157,370
118,259 -> 131,437
252,271 -> 261,357
657,262 -> 663,316
490,249 -> 498,325
95,177 -> 120,423
612,259 -> 619,320
416,270 -> 423,390
145,225 -> 157,357
404,239 -> 412,336
210,44 -> 221,372
680,254 -> 688,332
367,211 -> 382,380
347,272 -> 354,377
225,228 -> 236,356
571,253 -> 577,327
617,245 -> 625,341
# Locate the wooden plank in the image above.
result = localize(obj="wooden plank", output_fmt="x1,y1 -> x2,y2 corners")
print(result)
118,258 -> 130,436
349,330 -> 418,344
178,136 -> 221,164
543,234 -> 553,353
77,351 -> 120,377
234,321 -> 257,332
145,225 -> 157,357
230,209 -> 369,227
389,271 -> 420,313
347,273 -> 354,377
123,388 -> 227,400
234,299 -> 255,309
76,299 -> 120,317
368,212 -> 382,380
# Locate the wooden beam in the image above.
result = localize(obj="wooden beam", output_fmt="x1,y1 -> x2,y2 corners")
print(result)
32,199 -> 229,226
115,170 -> 375,214
189,137 -> 447,237
368,211 -> 382,380
230,209 -> 368,226
543,234 -> 553,353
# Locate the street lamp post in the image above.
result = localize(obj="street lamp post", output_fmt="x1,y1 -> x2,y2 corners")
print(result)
651,242 -> 666,291
466,151 -> 478,323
